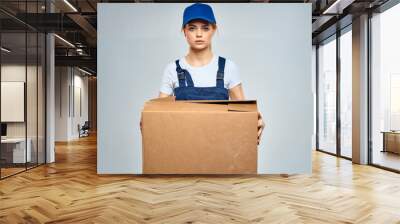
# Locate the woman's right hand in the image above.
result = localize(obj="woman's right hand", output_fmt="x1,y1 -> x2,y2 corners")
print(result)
257,112 -> 265,145
140,115 -> 143,133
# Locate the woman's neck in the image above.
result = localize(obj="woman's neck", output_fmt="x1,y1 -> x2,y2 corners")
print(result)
185,48 -> 214,67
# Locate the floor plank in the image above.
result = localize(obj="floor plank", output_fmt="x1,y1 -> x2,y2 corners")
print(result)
1,134 -> 400,223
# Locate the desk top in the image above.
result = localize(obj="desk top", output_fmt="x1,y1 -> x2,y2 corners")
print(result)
1,138 -> 28,143
381,131 -> 400,134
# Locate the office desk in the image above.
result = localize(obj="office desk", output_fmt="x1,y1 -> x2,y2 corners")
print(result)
1,138 -> 31,164
382,131 -> 400,154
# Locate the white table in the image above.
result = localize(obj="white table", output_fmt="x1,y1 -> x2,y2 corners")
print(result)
1,138 -> 31,163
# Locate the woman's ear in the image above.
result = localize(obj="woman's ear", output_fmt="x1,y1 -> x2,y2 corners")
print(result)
182,26 -> 187,37
211,24 -> 217,35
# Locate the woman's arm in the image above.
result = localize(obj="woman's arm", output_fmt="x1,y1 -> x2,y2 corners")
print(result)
159,92 -> 171,98
230,84 -> 265,145
229,84 -> 245,100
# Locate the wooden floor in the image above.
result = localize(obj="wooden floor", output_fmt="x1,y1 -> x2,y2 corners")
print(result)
373,150 -> 400,171
1,135 -> 400,223
1,167 -> 26,178
1,163 -> 45,178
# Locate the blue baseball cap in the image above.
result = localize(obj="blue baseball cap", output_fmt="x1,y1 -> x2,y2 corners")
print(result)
182,3 -> 216,28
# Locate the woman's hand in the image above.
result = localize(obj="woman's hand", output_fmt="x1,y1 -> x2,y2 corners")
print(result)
140,115 -> 143,133
257,111 -> 265,145
228,86 -> 264,144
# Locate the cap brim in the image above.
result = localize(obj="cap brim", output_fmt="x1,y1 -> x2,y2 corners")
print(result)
183,16 -> 216,27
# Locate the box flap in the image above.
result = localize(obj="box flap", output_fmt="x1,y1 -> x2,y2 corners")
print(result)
186,99 -> 256,104
143,98 -> 257,112
143,101 -> 228,112
187,100 -> 257,112
228,102 -> 258,112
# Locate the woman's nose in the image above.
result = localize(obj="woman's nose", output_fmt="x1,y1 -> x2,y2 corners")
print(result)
196,29 -> 202,37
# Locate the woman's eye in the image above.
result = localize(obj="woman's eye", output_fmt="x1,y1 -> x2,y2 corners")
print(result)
189,27 -> 195,31
202,27 -> 209,31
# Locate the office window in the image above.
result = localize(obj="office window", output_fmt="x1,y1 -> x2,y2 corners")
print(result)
371,3 -> 400,171
340,28 -> 352,158
312,46 -> 317,150
390,74 -> 400,130
318,36 -> 337,154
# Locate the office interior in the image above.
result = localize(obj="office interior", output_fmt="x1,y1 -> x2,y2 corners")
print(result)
0,0 -> 400,222
315,2 -> 400,172
0,0 -> 97,179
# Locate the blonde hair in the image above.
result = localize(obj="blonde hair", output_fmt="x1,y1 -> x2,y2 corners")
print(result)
181,23 -> 217,32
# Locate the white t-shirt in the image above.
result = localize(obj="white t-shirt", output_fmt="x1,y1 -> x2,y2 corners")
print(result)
159,55 -> 241,95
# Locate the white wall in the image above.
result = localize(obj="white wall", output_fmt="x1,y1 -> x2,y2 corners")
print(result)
98,3 -> 313,174
55,67 -> 70,141
1,66 -> 26,132
55,67 -> 89,141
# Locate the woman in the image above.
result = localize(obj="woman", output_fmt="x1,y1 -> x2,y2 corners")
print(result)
158,3 -> 265,143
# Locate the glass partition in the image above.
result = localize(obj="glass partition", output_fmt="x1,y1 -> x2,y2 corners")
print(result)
0,1 -> 46,179
317,36 -> 337,155
339,28 -> 352,158
0,31 -> 28,177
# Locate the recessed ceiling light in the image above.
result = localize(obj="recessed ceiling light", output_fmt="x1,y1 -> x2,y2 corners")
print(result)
322,0 -> 353,15
1,47 -> 11,53
54,34 -> 75,48
63,0 -> 78,12
78,67 -> 93,76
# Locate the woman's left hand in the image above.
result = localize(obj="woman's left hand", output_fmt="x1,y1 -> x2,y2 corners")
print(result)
257,111 -> 265,145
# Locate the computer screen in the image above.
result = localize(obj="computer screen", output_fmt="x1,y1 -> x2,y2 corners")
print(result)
1,123 -> 7,137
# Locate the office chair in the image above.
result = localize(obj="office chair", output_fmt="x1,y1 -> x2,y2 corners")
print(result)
79,121 -> 90,138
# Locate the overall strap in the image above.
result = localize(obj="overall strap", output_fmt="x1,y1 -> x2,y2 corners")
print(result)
175,60 -> 194,87
175,60 -> 186,87
216,57 -> 226,88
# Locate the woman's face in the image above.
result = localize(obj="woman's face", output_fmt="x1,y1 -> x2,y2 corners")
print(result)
183,20 -> 216,51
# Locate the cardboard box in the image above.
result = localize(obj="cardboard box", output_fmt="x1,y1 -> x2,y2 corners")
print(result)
141,97 -> 258,174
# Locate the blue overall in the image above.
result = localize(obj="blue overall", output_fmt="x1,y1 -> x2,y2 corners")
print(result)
174,56 -> 229,101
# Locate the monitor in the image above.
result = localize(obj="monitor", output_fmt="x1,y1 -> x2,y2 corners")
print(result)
1,123 -> 7,137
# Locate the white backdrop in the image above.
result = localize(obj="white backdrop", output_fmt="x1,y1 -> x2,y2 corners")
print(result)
98,3 -> 313,174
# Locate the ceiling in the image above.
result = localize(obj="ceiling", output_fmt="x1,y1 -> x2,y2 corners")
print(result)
0,0 -> 393,74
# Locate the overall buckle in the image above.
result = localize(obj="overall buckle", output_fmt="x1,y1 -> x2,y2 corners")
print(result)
177,71 -> 185,80
217,72 -> 224,80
